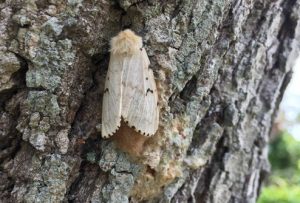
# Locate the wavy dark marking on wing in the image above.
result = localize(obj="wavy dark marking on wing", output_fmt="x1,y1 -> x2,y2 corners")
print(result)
146,88 -> 154,95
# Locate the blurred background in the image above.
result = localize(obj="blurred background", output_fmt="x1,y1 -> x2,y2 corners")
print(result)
258,58 -> 300,203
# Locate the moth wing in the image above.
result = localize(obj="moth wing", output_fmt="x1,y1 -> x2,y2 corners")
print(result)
146,67 -> 159,134
121,48 -> 159,136
102,54 -> 123,138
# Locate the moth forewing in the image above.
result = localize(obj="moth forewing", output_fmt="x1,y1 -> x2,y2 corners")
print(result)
121,48 -> 159,136
101,54 -> 123,138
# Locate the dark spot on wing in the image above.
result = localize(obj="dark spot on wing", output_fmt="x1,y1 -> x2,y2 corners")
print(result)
104,88 -> 109,93
146,88 -> 154,95
146,77 -> 148,80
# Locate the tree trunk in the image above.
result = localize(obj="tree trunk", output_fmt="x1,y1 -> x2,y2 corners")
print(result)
0,0 -> 299,202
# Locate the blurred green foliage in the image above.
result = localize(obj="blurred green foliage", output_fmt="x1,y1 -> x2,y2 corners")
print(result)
258,131 -> 300,203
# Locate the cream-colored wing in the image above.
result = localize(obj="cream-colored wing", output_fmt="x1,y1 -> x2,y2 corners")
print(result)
101,54 -> 123,138
121,48 -> 159,136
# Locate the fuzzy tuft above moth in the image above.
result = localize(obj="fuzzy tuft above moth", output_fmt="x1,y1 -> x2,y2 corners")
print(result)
101,29 -> 159,139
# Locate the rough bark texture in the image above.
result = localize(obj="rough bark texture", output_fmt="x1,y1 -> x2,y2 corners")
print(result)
0,0 -> 299,202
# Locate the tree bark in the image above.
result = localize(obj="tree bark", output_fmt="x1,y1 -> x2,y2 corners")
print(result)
0,0 -> 299,202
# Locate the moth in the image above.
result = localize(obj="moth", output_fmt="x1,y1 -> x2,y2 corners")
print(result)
102,29 -> 159,138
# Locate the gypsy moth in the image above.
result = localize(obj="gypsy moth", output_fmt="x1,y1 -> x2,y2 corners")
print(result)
101,29 -> 159,138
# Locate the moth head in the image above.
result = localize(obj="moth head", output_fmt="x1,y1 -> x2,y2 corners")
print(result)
110,29 -> 143,55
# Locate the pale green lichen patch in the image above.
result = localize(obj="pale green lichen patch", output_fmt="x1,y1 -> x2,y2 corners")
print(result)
17,91 -> 61,151
42,17 -> 63,37
67,0 -> 83,6
86,152 -> 97,163
26,38 -> 75,92
101,169 -> 135,203
12,9 -> 32,27
27,91 -> 60,120
115,153 -> 141,177
93,142 -> 141,202
29,131 -> 47,151
98,142 -> 141,175
98,142 -> 118,172
20,154 -> 75,203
